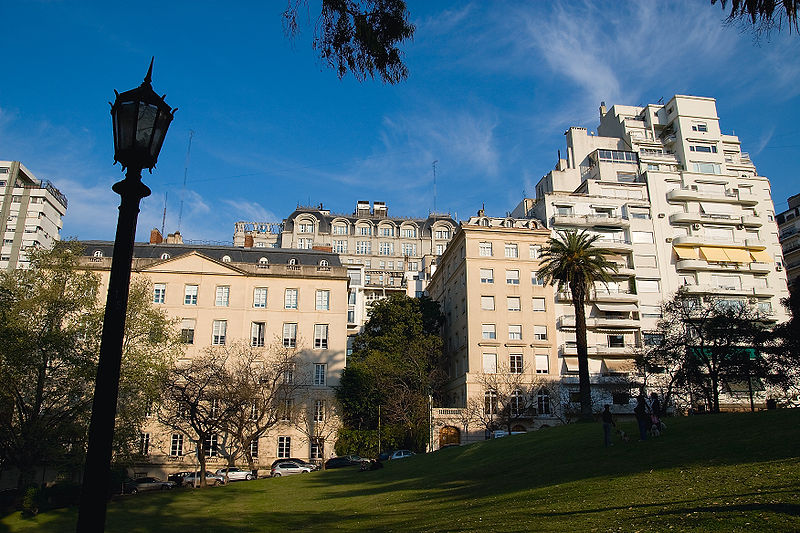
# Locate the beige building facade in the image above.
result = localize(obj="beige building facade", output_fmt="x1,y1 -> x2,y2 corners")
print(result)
80,240 -> 348,477
0,161 -> 67,270
428,214 -> 559,445
777,193 -> 800,288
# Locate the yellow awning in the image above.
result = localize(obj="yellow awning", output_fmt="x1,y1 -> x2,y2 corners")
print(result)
723,247 -> 753,263
699,246 -> 729,262
750,250 -> 772,263
674,246 -> 699,260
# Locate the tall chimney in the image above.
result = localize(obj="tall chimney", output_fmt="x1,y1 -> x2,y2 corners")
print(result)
599,101 -> 607,117
150,228 -> 163,244
244,235 -> 254,248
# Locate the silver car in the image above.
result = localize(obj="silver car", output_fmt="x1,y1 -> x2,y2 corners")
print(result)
215,467 -> 255,481
127,477 -> 175,493
270,461 -> 313,477
182,471 -> 226,486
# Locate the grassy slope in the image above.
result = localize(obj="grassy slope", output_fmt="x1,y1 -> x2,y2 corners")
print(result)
2,410 -> 799,532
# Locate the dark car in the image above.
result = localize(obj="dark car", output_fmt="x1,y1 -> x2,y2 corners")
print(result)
167,471 -> 193,487
377,451 -> 392,462
270,458 -> 318,471
324,455 -> 365,469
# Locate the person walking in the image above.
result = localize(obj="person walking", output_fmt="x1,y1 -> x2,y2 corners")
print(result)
650,392 -> 662,431
602,404 -> 615,447
634,394 -> 649,441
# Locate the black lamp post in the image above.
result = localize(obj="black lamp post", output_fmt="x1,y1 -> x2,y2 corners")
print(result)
76,59 -> 174,532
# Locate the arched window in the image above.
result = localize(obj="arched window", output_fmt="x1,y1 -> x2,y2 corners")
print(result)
481,218 -> 489,226
319,259 -> 329,266
160,253 -> 171,260
288,258 -> 298,265
537,388 -> 551,415
93,250 -> 103,258
510,389 -> 524,417
484,390 -> 498,415
222,255 -> 231,263
258,257 -> 269,265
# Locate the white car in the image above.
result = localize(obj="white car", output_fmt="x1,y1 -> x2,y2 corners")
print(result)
389,450 -> 415,460
215,467 -> 255,481
270,461 -> 313,477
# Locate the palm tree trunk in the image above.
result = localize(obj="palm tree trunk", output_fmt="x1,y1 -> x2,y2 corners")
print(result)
570,281 -> 593,422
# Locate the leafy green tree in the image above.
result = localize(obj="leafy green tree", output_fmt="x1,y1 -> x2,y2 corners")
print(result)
538,230 -> 618,422
282,0 -> 415,83
337,294 -> 444,451
761,288 -> 800,398
0,244 -> 99,487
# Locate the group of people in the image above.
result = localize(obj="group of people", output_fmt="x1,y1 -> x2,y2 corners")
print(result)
602,391 -> 663,447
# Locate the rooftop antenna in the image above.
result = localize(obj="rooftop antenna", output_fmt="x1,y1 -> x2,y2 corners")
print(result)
177,130 -> 194,232
432,160 -> 438,217
161,192 -> 167,236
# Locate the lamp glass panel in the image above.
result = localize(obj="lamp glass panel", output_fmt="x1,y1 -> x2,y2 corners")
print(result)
136,102 -> 158,148
115,101 -> 137,151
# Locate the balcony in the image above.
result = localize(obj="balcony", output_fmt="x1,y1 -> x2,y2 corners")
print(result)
667,187 -> 756,205
595,344 -> 636,357
593,238 -> 633,253
741,215 -> 762,228
586,317 -> 640,329
750,262 -> 772,273
594,290 -> 639,303
682,284 -> 752,296
669,212 -> 740,226
744,238 -> 766,250
752,286 -> 776,298
559,344 -> 597,356
676,259 -> 765,273
558,316 -> 576,329
551,214 -> 630,228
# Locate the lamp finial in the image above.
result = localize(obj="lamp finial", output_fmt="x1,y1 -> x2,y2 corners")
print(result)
144,57 -> 154,85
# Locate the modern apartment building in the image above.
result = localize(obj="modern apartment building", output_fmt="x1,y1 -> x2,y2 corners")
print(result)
512,94 -> 789,410
0,161 -> 67,270
777,193 -> 800,288
234,201 -> 457,348
427,212 -> 559,445
79,240 -> 348,477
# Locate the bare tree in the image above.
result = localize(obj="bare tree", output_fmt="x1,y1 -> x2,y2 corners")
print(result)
213,341 -> 306,474
293,393 -> 341,467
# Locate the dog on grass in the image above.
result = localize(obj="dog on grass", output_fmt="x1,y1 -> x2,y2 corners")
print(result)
616,428 -> 630,443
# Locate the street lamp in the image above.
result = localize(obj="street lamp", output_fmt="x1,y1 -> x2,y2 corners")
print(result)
76,59 -> 174,533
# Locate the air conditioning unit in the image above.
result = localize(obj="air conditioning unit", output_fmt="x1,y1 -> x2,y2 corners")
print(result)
692,223 -> 701,230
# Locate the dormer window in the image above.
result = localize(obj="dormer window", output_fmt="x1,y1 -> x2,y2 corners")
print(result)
222,255 -> 231,263
160,253 -> 171,260
319,259 -> 329,267
288,258 -> 298,265
93,250 -> 104,258
258,257 -> 269,265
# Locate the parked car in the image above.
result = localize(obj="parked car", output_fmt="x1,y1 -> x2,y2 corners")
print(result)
377,451 -> 392,462
269,458 -> 318,471
182,471 -> 226,486
270,461 -> 313,477
389,450 -> 415,460
124,477 -> 175,494
324,455 -> 365,469
215,467 -> 255,481
167,471 -> 193,487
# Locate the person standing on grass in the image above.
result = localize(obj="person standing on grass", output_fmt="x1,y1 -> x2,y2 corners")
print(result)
634,393 -> 649,441
602,404 -> 615,447
650,392 -> 662,430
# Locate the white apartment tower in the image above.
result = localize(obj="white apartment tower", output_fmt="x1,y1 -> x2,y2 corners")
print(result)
0,161 -> 67,270
513,95 -> 789,403
777,193 -> 800,288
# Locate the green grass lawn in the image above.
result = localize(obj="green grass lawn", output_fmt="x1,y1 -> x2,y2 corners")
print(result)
2,410 -> 799,532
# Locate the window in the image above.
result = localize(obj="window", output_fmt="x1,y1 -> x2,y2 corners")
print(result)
221,255 -> 230,262
310,438 -> 324,460
314,364 -> 327,386
532,297 -> 546,312
435,229 -> 451,240
510,389 -> 524,416
555,205 -> 574,216
358,225 -> 372,236
153,283 -> 166,304
689,144 -> 717,153
531,271 -> 544,286
529,245 -> 541,259
637,255 -> 657,268
180,318 -> 195,344
253,287 -> 267,308
250,439 -> 259,459
283,364 -> 295,384
316,290 -> 330,310
402,227 -> 417,238
692,122 -> 708,132
480,268 -> 494,283
505,243 -> 519,258
641,305 -> 662,318
215,286 -> 230,307
380,226 -> 394,237
647,163 -> 659,171
507,297 -> 521,311
379,242 -> 394,256
283,323 -> 297,348
481,324 -> 496,340
314,399 -> 325,422
204,434 -> 219,457
408,261 -> 418,271
608,334 -> 625,348
298,222 -> 314,233
314,324 -> 329,349
482,353 -> 497,374
537,389 -> 551,415
484,390 -> 498,414
184,285 -> 198,305
333,224 -> 348,235
333,240 -> 347,253
251,322 -> 265,347
643,333 -> 664,346
691,162 -> 721,174
170,434 -> 184,456
506,270 -> 520,285
597,150 -> 638,163
212,320 -> 227,345
629,208 -> 651,219
356,241 -> 371,254
258,257 -> 269,266
533,325 -> 547,340
284,289 -> 298,309
507,325 -> 522,341
281,398 -> 294,421
510,354 -> 523,373
637,279 -> 660,293
481,296 -> 495,310
401,243 -> 417,256
479,242 -> 493,256
632,231 -> 654,244
277,436 -> 291,459
139,433 -> 150,455
436,244 -> 445,256
297,238 -> 313,249
535,354 -> 549,374
758,301 -> 773,314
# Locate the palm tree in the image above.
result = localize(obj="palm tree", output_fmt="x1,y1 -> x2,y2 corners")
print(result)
538,230 -> 619,421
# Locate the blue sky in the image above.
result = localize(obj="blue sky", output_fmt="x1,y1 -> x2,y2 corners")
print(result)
1,1 -> 798,243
